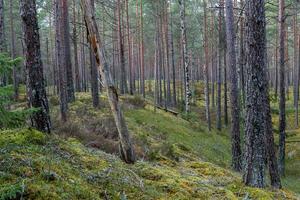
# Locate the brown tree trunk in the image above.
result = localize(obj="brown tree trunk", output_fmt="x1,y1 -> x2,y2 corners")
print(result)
55,0 -> 68,121
117,0 -> 128,95
125,0 -> 133,95
10,0 -> 18,100
140,0 -> 145,98
73,0 -> 81,92
225,0 -> 242,171
204,0 -> 211,131
89,0 -> 99,108
20,0 -> 51,133
217,0 -> 224,131
81,0 -> 136,164
61,0 -> 75,102
278,0 -> 286,176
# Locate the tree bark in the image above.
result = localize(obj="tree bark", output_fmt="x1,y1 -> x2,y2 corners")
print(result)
178,0 -> 191,113
243,0 -> 279,188
89,0 -> 99,108
278,0 -> 286,176
81,0 -> 136,164
204,0 -> 211,131
73,0 -> 81,92
55,0 -> 68,121
20,0 -> 51,133
62,0 -> 75,103
10,0 -> 18,100
225,0 -> 242,171
217,0 -> 224,131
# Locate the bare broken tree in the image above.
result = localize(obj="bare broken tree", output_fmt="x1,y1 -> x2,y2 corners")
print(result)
80,0 -> 136,164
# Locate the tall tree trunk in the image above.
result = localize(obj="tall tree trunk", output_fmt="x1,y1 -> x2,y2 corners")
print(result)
293,14 -> 298,127
170,9 -> 177,106
73,0 -> 81,92
140,0 -> 145,98
90,0 -> 99,108
217,0 -> 224,131
10,0 -> 18,100
224,48 -> 228,126
238,0 -> 245,106
62,0 -> 75,102
20,0 -> 51,133
125,0 -> 133,95
225,0 -> 242,171
204,0 -> 211,131
117,0 -> 128,95
179,0 -> 191,113
243,0 -> 267,187
278,0 -> 286,176
81,0 -> 135,164
55,0 -> 68,121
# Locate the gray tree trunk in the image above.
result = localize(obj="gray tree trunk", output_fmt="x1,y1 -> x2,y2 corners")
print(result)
20,0 -> 51,133
243,0 -> 280,188
225,0 -> 242,171
179,0 -> 191,113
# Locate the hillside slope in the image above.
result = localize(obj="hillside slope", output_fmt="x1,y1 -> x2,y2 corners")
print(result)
0,93 -> 299,199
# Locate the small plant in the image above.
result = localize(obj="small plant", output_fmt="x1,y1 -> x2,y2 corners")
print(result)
0,182 -> 25,200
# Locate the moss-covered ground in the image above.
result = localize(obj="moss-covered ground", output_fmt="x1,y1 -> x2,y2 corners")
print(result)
0,89 -> 299,199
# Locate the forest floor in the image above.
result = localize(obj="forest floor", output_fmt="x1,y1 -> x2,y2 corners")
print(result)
0,87 -> 300,199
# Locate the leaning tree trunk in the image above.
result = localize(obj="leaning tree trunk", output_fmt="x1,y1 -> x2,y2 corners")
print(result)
81,0 -> 135,164
225,0 -> 242,171
278,0 -> 286,176
178,0 -> 191,113
243,0 -> 275,188
20,0 -> 51,133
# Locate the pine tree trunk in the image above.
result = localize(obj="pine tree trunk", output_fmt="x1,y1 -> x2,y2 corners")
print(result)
225,0 -> 242,171
204,1 -> 211,131
243,0 -> 270,188
125,0 -> 133,95
293,14 -> 298,127
238,0 -> 245,106
117,0 -> 128,95
61,0 -> 75,102
278,0 -> 286,176
217,0 -> 224,131
170,9 -> 177,106
81,0 -> 135,164
10,0 -> 18,100
140,0 -> 145,98
55,0 -> 68,121
73,0 -> 81,92
20,0 -> 51,133
224,47 -> 228,126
